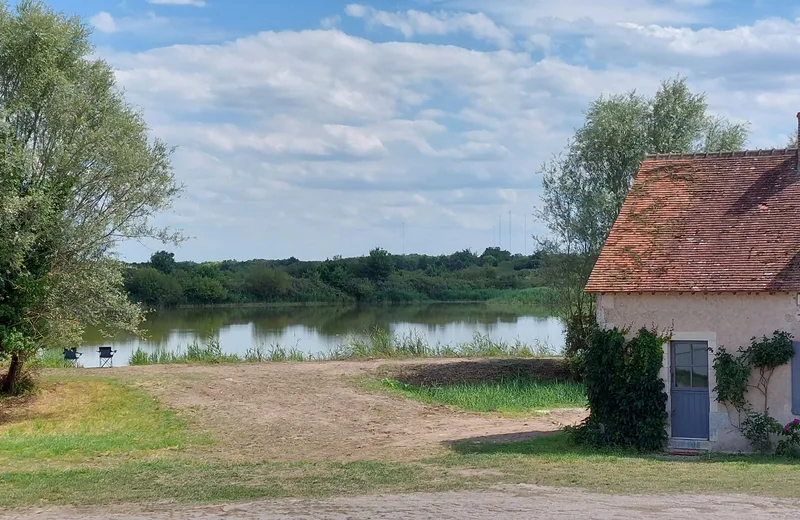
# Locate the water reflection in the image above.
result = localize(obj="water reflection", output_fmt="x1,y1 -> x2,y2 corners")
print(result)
78,303 -> 564,368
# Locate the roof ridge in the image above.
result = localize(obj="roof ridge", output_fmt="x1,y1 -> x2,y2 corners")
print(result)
644,148 -> 799,160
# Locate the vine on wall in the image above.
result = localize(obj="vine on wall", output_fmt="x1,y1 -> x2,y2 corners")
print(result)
571,327 -> 670,451
713,331 -> 796,454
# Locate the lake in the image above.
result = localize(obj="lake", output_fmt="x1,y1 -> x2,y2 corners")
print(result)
77,303 -> 565,368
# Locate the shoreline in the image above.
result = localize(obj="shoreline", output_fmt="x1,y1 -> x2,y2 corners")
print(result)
159,299 -> 558,310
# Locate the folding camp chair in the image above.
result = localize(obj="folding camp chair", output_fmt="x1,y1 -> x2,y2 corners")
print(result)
63,348 -> 82,367
98,346 -> 117,368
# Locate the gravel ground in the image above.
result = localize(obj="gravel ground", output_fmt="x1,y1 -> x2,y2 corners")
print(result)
115,360 -> 587,462
5,485 -> 800,520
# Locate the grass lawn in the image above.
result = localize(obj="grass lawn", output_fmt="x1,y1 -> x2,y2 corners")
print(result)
4,433 -> 800,507
380,377 -> 586,413
3,372 -> 800,509
0,376 -> 210,470
444,434 -> 800,497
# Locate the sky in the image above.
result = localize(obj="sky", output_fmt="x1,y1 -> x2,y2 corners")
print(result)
40,0 -> 800,262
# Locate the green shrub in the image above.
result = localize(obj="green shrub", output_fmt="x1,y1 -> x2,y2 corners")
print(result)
571,327 -> 669,451
741,410 -> 781,455
776,419 -> 800,458
562,311 -> 598,380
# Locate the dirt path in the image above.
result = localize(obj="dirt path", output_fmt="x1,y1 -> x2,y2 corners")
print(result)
6,485 -> 800,519
110,359 -> 586,462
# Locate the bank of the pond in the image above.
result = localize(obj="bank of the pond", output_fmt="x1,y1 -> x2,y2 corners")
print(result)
156,287 -> 558,310
126,329 -> 557,366
74,303 -> 566,368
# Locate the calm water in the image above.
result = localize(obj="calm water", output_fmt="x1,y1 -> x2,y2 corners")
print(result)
77,304 -> 565,368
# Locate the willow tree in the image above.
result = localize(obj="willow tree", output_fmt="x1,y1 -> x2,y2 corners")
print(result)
537,77 -> 749,375
0,1 -> 181,393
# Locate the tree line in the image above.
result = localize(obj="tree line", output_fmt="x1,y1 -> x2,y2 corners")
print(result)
124,248 -> 550,307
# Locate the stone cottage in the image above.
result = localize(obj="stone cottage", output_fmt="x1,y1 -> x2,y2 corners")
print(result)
585,134 -> 800,452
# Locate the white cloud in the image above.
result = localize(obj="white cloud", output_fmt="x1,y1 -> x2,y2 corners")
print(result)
90,12 -> 116,33
442,0 -> 704,26
89,11 -> 169,34
604,18 -> 800,59
147,0 -> 206,6
344,4 -> 515,48
107,29 -> 597,259
320,15 -> 341,29
104,9 -> 800,260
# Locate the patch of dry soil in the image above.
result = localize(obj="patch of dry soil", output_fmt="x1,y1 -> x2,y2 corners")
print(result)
7,485 -> 800,519
113,359 -> 587,462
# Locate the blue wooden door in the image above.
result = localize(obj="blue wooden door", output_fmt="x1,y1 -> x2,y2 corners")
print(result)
671,341 -> 710,439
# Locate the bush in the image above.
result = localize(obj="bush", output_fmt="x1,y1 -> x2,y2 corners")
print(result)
741,410 -> 781,455
571,327 -> 669,451
776,419 -> 800,458
563,311 -> 598,380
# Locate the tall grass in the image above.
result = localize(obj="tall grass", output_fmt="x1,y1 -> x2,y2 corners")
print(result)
244,344 -> 308,362
382,377 -> 586,413
328,327 -> 555,360
30,349 -> 75,369
129,339 -> 239,366
128,328 -> 557,366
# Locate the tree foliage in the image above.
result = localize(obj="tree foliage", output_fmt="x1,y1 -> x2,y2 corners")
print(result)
150,251 -> 176,275
362,248 -> 394,284
0,1 -> 180,393
124,249 -> 549,306
537,76 -> 749,376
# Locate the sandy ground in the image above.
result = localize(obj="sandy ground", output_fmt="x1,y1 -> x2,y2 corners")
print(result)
116,359 -> 587,462
5,485 -> 800,519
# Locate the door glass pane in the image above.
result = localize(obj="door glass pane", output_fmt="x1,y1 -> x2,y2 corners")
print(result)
692,344 -> 708,366
692,367 -> 709,388
675,367 -> 692,387
674,343 -> 691,366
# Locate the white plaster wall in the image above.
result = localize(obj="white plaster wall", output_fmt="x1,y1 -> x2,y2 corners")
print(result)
597,292 -> 800,452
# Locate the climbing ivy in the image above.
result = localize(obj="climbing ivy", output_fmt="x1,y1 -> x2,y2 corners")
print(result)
712,349 -> 750,411
572,327 -> 670,451
713,331 -> 795,414
713,331 -> 795,454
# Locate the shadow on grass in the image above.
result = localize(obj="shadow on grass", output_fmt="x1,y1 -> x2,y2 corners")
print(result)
385,358 -> 571,387
442,430 -> 563,447
446,431 -> 800,466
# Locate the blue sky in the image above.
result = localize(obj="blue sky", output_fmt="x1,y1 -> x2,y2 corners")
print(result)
40,0 -> 800,261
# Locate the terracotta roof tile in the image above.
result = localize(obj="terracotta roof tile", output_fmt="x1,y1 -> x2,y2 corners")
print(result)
585,149 -> 800,293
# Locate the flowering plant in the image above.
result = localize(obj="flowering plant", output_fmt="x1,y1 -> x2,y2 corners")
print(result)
776,418 -> 800,457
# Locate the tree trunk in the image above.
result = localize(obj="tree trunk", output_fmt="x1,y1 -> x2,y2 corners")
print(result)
2,353 -> 23,394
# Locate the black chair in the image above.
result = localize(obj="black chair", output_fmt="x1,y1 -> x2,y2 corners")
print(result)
63,348 -> 82,367
98,346 -> 117,368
